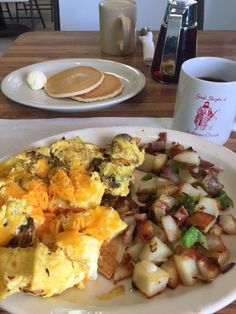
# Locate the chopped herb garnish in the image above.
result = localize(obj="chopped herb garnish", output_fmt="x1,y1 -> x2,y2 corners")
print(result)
179,193 -> 196,214
217,191 -> 234,210
141,173 -> 156,181
45,268 -> 50,277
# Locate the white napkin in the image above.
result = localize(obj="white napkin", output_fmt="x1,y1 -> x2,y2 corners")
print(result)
0,117 -> 172,158
139,31 -> 155,66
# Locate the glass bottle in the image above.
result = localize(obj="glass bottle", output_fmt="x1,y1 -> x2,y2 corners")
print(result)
151,0 -> 198,84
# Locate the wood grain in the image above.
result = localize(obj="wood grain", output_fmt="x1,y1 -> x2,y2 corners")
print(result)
0,31 -> 235,314
0,31 -> 236,119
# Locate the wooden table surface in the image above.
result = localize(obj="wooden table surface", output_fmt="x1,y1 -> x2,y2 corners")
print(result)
0,30 -> 236,314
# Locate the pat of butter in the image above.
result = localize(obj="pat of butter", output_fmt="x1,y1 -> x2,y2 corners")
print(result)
27,70 -> 47,90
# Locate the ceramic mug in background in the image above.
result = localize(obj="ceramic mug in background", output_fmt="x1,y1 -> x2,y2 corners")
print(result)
99,0 -> 136,55
172,57 -> 236,145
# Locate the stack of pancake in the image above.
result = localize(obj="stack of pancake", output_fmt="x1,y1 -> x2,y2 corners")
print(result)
44,66 -> 124,103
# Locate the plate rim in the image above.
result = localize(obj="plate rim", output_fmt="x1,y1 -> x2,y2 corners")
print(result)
0,58 -> 146,113
0,125 -> 236,314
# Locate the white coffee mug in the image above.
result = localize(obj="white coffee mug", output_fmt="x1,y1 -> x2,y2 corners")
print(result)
99,0 -> 137,55
172,57 -> 236,145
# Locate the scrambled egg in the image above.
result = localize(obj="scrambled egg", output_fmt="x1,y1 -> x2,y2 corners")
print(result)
0,133 -> 143,299
0,198 -> 33,246
60,206 -> 127,242
99,162 -> 134,196
99,134 -> 144,196
50,136 -> 103,172
0,246 -> 33,299
106,134 -> 144,166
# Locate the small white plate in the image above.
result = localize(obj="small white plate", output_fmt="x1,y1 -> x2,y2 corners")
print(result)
1,59 -> 146,113
0,126 -> 236,314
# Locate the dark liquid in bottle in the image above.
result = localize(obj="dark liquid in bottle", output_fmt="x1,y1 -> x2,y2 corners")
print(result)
151,24 -> 197,84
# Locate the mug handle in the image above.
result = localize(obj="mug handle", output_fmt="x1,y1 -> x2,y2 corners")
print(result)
233,120 -> 236,132
117,14 -> 131,53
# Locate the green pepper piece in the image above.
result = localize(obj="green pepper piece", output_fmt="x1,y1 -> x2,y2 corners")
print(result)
181,226 -> 207,249
218,191 -> 234,210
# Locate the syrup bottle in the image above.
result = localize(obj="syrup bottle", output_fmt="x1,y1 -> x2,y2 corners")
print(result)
151,0 -> 198,84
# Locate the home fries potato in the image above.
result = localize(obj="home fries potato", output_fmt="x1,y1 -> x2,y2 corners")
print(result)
0,132 -> 235,301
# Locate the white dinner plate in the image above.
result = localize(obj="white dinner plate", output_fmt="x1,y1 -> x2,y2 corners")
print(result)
0,126 -> 236,314
0,59 -> 146,112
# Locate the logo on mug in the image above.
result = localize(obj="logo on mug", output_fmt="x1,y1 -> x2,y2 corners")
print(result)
193,101 -> 218,131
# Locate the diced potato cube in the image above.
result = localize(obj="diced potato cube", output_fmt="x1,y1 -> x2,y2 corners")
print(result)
161,257 -> 180,289
139,153 -> 155,172
197,256 -> 220,282
205,234 -> 226,252
174,253 -> 199,286
154,225 -> 169,243
152,198 -> 168,222
203,249 -> 230,269
161,215 -> 181,242
217,250 -> 231,269
139,236 -> 172,264
153,154 -> 168,172
160,195 -> 176,209
98,247 -> 119,279
113,261 -> 133,283
209,224 -> 224,236
127,242 -> 145,262
196,186 -> 208,197
136,220 -> 154,241
155,177 -> 173,187
173,151 -> 200,166
195,197 -> 220,218
179,182 -> 200,201
137,177 -> 157,194
157,184 -> 178,197
133,260 -> 169,298
179,168 -> 197,184
186,211 -> 215,233
219,214 -> 236,235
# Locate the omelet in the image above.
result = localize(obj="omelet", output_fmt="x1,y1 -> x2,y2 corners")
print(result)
0,246 -> 34,299
50,136 -> 103,172
60,206 -> 127,242
105,134 -> 144,167
0,235 -> 101,299
48,169 -> 105,210
0,147 -> 53,182
29,239 -> 100,297
99,134 -> 145,196
55,231 -> 101,281
0,132 -> 141,300
99,162 -> 134,196
0,198 -> 33,246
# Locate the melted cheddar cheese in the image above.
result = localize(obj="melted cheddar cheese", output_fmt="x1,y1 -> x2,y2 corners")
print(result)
0,133 -> 145,299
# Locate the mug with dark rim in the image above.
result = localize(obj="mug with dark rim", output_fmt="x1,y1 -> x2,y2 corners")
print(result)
172,57 -> 236,145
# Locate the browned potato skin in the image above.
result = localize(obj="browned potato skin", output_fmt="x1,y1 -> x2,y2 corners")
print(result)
113,254 -> 134,283
186,211 -> 215,230
98,247 -> 119,279
98,236 -> 125,279
209,224 -> 224,236
161,258 -> 180,289
136,220 -> 154,242
202,249 -> 231,269
219,215 -> 236,235
197,256 -> 220,281
205,234 -> 226,252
